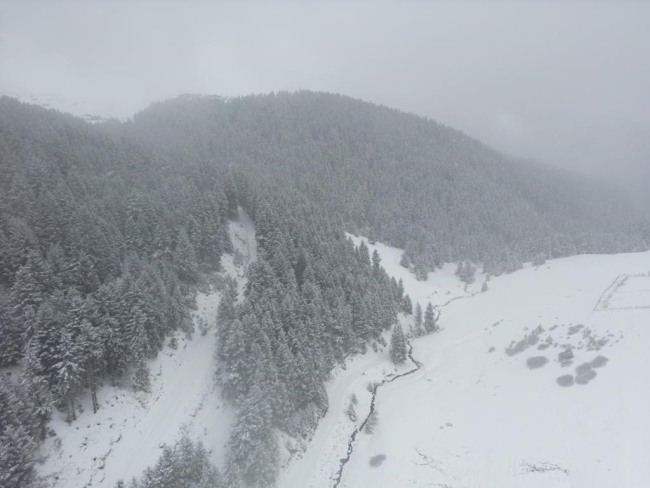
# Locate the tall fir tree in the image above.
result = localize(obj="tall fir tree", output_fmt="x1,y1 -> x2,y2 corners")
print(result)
424,302 -> 437,333
413,302 -> 423,337
390,324 -> 407,364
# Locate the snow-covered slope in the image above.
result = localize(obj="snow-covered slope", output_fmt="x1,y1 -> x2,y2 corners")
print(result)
36,209 -> 257,488
281,236 -> 650,488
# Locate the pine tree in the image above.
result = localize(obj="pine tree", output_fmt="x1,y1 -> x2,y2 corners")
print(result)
0,297 -> 22,366
173,228 -> 199,283
413,303 -> 423,337
69,251 -> 101,294
225,381 -> 278,487
371,249 -> 382,277
358,241 -> 371,268
389,324 -> 407,364
403,294 -> 413,315
464,262 -> 476,284
0,377 -> 38,488
21,348 -> 52,440
132,361 -> 151,393
54,330 -> 83,422
424,302 -> 437,333
77,319 -> 105,412
10,250 -> 51,319
218,318 -> 251,399
397,278 -> 405,300
414,264 -> 428,281
455,261 -> 464,278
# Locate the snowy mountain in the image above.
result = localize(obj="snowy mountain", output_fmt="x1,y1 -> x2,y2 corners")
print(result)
120,92 -> 649,273
1,93 -> 649,488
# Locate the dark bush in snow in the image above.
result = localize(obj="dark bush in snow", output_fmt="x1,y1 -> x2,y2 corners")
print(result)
576,369 -> 597,385
556,375 -> 575,387
369,454 -> 387,467
558,348 -> 574,367
526,356 -> 549,369
590,355 -> 609,368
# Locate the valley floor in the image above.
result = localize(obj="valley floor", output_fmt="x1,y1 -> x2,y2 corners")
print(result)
281,237 -> 650,488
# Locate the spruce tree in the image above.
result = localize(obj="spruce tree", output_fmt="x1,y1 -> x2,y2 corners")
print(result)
424,302 -> 437,333
0,377 -> 38,488
403,294 -> 413,315
413,303 -> 423,337
0,298 -> 22,366
173,228 -> 199,283
389,324 -> 407,364
225,382 -> 278,488
54,330 -> 82,422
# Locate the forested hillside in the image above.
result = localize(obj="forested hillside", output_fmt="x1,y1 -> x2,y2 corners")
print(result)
0,92 -> 647,488
112,91 -> 648,276
0,96 -> 405,487
0,96 -> 233,487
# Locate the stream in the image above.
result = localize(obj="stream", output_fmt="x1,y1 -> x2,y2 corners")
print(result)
331,341 -> 422,488
331,284 -> 475,488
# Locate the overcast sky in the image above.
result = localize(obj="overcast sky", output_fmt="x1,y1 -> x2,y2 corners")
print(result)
1,1 -> 649,188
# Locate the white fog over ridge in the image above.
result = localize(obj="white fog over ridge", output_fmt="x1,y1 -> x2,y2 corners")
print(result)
1,1 -> 649,191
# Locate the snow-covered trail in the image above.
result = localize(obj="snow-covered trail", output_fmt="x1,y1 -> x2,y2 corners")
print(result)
94,320 -> 231,488
36,209 -> 257,488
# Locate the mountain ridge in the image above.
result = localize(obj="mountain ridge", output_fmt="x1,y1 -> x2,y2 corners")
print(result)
107,90 -> 648,272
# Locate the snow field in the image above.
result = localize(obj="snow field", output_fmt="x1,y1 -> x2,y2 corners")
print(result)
281,235 -> 650,488
341,245 -> 650,488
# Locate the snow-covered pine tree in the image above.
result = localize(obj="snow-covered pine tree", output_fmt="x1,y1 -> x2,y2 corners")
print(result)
0,377 -> 39,488
403,294 -> 413,315
54,329 -> 83,422
10,250 -> 51,320
372,249 -> 382,277
414,264 -> 428,281
397,278 -> 405,300
225,381 -> 278,488
173,227 -> 199,283
21,347 -> 53,440
424,302 -> 437,333
390,324 -> 407,364
413,303 -> 423,337
0,295 -> 22,366
77,318 -> 105,412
